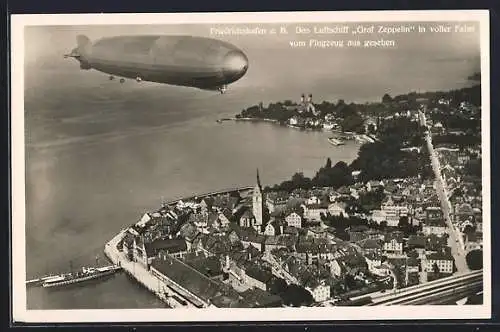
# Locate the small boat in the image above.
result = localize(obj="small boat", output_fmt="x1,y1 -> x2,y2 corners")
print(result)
216,118 -> 231,124
42,265 -> 122,288
328,137 -> 345,146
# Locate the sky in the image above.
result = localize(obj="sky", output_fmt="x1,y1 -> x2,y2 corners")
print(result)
25,21 -> 480,62
23,21 -> 481,103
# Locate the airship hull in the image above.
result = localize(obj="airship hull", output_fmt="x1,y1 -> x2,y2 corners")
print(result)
67,35 -> 249,91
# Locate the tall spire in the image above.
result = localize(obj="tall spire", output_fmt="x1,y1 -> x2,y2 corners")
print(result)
256,168 -> 262,189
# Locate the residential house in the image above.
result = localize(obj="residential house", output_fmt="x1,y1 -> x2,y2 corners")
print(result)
347,225 -> 369,243
381,196 -> 409,227
366,229 -> 385,241
383,232 -> 404,256
264,220 -> 284,236
244,265 -> 274,291
425,252 -> 454,274
135,237 -> 188,269
328,202 -> 347,217
303,203 -> 329,222
357,238 -> 383,255
425,234 -> 448,253
307,226 -> 327,239
266,191 -> 289,213
328,259 -> 344,277
121,233 -> 135,260
305,281 -> 331,302
465,232 -> 482,251
179,223 -> 201,251
306,195 -> 321,205
422,218 -> 447,236
407,235 -> 426,259
366,180 -> 384,192
239,209 -> 255,228
285,212 -> 302,228
370,210 -> 387,224
370,262 -> 392,277
364,253 -> 382,275
426,206 -> 444,221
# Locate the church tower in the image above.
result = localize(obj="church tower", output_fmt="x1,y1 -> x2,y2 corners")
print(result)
252,169 -> 264,226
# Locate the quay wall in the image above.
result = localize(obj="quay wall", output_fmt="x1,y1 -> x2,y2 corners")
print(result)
162,186 -> 253,206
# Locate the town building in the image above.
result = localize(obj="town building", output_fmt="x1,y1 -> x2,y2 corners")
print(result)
425,252 -> 454,274
285,211 -> 302,228
266,191 -> 289,213
306,282 -> 331,302
383,232 -> 404,256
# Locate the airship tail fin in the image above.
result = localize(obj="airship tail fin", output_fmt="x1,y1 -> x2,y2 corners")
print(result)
64,35 -> 92,69
76,35 -> 92,55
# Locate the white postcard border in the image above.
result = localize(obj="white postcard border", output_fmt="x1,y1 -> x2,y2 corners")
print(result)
11,10 -> 491,323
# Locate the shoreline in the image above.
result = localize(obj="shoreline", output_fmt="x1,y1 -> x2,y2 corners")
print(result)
220,116 -> 351,134
224,117 -> 378,143
103,186 -> 254,308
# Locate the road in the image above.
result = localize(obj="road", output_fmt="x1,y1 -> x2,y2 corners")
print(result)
425,131 -> 469,273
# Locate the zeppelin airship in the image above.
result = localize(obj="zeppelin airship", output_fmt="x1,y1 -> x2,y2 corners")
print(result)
64,35 -> 249,93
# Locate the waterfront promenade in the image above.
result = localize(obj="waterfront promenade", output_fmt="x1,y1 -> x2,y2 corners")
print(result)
104,230 -> 192,308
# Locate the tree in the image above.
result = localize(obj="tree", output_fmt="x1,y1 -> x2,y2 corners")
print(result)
268,276 -> 288,296
407,250 -> 419,259
398,215 -> 413,235
382,93 -> 393,104
280,284 -> 314,307
464,158 -> 482,178
466,249 -> 483,270
367,123 -> 376,135
432,262 -> 440,275
463,224 -> 476,235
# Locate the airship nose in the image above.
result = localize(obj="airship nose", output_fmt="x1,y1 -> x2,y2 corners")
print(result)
222,50 -> 248,81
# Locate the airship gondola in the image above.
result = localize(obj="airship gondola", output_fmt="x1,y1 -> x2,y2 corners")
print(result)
65,35 -> 249,93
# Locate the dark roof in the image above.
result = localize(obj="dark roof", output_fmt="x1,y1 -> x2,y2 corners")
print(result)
203,197 -> 215,207
407,257 -> 420,266
427,252 -> 454,261
283,225 -> 299,235
425,234 -> 448,250
238,288 -> 283,308
408,235 -> 426,248
384,232 -> 404,243
152,256 -> 227,303
184,255 -> 222,278
466,232 -> 480,243
144,238 -> 187,257
358,238 -> 382,250
266,191 -> 289,203
201,234 -> 232,255
245,265 -> 273,284
307,203 -> 329,209
122,234 -> 135,247
179,223 -> 200,241
348,225 -> 370,232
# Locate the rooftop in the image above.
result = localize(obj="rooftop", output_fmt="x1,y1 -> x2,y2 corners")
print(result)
152,256 -> 239,307
238,288 -> 283,308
